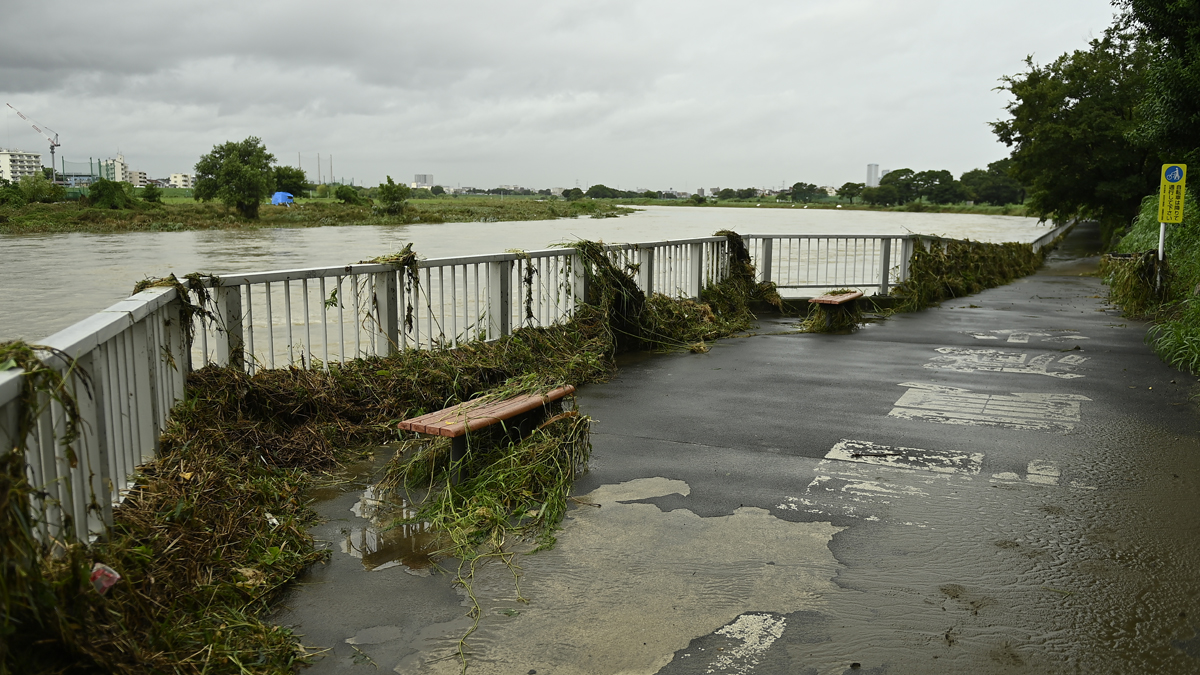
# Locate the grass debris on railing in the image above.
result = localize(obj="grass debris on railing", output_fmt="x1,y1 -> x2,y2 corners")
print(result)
890,237 -> 1045,313
6,233 -> 778,674
570,231 -> 780,353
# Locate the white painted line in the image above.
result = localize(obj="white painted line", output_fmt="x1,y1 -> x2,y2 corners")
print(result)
925,347 -> 1087,379
1026,459 -> 1061,485
965,329 -> 1090,343
827,439 -> 983,475
889,382 -> 1090,432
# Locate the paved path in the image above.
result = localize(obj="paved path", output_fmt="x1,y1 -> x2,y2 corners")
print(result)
277,222 -> 1200,674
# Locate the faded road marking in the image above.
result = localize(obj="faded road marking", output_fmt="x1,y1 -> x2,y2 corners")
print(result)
889,382 -> 1090,432
925,347 -> 1087,379
827,439 -> 983,475
706,613 -> 787,674
965,329 -> 1090,343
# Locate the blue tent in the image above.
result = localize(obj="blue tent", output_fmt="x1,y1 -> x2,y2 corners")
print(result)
271,191 -> 294,205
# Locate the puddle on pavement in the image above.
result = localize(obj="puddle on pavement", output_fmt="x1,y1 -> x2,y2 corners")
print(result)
342,485 -> 439,571
307,447 -> 440,573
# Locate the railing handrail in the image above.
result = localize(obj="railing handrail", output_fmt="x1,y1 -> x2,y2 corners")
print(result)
187,236 -> 731,288
2,228 -> 1068,545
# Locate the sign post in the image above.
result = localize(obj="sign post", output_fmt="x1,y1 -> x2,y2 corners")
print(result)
1157,164 -> 1187,290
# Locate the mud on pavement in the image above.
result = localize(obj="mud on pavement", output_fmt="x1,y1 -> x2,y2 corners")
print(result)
275,222 -> 1200,674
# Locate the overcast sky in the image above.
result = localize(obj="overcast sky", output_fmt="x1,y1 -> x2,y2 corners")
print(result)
1,0 -> 1119,191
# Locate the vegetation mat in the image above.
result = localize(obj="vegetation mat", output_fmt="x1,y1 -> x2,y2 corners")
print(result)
2,233 -> 776,674
1106,191 -> 1200,373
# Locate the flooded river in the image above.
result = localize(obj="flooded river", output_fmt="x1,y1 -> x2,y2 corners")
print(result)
0,206 -> 1047,342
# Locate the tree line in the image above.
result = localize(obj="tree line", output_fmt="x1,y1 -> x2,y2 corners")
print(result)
992,0 -> 1200,244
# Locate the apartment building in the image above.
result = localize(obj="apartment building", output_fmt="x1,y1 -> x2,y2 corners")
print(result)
98,154 -> 147,186
0,148 -> 43,182
169,173 -> 195,189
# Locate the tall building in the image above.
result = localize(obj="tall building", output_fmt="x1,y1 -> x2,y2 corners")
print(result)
169,173 -> 195,189
0,149 -> 42,182
97,154 -> 146,186
412,174 -> 433,188
866,164 -> 880,188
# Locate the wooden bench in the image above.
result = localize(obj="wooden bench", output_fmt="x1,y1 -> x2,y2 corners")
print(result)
397,385 -> 576,483
808,290 -> 863,330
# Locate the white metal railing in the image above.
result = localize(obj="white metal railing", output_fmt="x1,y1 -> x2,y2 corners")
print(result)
0,286 -> 186,545
0,236 -> 730,543
745,234 -> 911,296
0,225 -> 1072,545
189,237 -> 730,372
746,221 -> 1074,298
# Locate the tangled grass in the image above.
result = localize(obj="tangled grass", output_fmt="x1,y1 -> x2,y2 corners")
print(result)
4,233 -> 777,674
1106,191 -> 1200,374
890,237 -> 1045,312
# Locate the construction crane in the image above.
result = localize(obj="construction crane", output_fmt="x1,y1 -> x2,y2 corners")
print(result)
6,103 -> 60,182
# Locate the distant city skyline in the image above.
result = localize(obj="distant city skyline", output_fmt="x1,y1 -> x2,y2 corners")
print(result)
1,1 -> 1120,189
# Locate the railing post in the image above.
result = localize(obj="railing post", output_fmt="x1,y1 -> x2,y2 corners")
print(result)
214,284 -> 245,369
74,351 -> 113,537
899,236 -> 915,282
878,237 -> 892,296
690,242 -> 704,299
570,251 -> 590,310
0,373 -> 20,459
372,271 -> 399,355
761,237 -> 774,284
487,259 -> 513,339
638,246 -> 655,296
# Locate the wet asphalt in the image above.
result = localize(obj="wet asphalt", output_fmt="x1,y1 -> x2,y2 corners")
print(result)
276,221 -> 1200,674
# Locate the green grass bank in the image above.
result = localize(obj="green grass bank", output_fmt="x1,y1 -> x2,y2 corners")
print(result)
1105,189 -> 1200,373
0,198 -> 634,235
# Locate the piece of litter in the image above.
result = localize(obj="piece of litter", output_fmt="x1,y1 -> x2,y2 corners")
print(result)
90,562 -> 121,594
265,512 -> 280,527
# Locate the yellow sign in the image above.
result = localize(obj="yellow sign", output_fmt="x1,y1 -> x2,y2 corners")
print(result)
1159,164 -> 1187,223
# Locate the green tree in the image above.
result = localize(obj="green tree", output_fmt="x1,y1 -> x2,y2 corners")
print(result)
716,188 -> 737,200
88,178 -> 136,209
788,182 -> 825,203
194,137 -> 276,219
1119,0 -> 1200,165
140,182 -> 163,203
689,193 -> 706,204
376,176 -> 411,215
0,178 -> 26,206
879,169 -> 917,203
18,173 -> 65,203
861,184 -> 900,206
564,187 -> 584,201
960,159 -> 1025,206
992,27 -> 1157,243
912,169 -> 967,204
335,184 -> 366,205
735,187 -> 759,200
274,166 -> 308,197
431,185 -> 446,196
642,190 -> 660,199
837,182 -> 865,204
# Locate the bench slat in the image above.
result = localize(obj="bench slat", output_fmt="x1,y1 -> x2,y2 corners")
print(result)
809,291 -> 863,305
398,385 -> 576,438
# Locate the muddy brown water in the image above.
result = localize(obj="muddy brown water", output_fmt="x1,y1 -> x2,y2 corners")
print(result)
2,207 -> 1048,342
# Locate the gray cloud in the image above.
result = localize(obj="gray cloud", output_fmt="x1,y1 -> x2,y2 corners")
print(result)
0,0 -> 1119,189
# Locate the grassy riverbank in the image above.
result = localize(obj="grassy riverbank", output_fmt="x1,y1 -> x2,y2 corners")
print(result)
0,198 -> 634,235
610,198 -> 1031,217
1105,190 -> 1200,372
